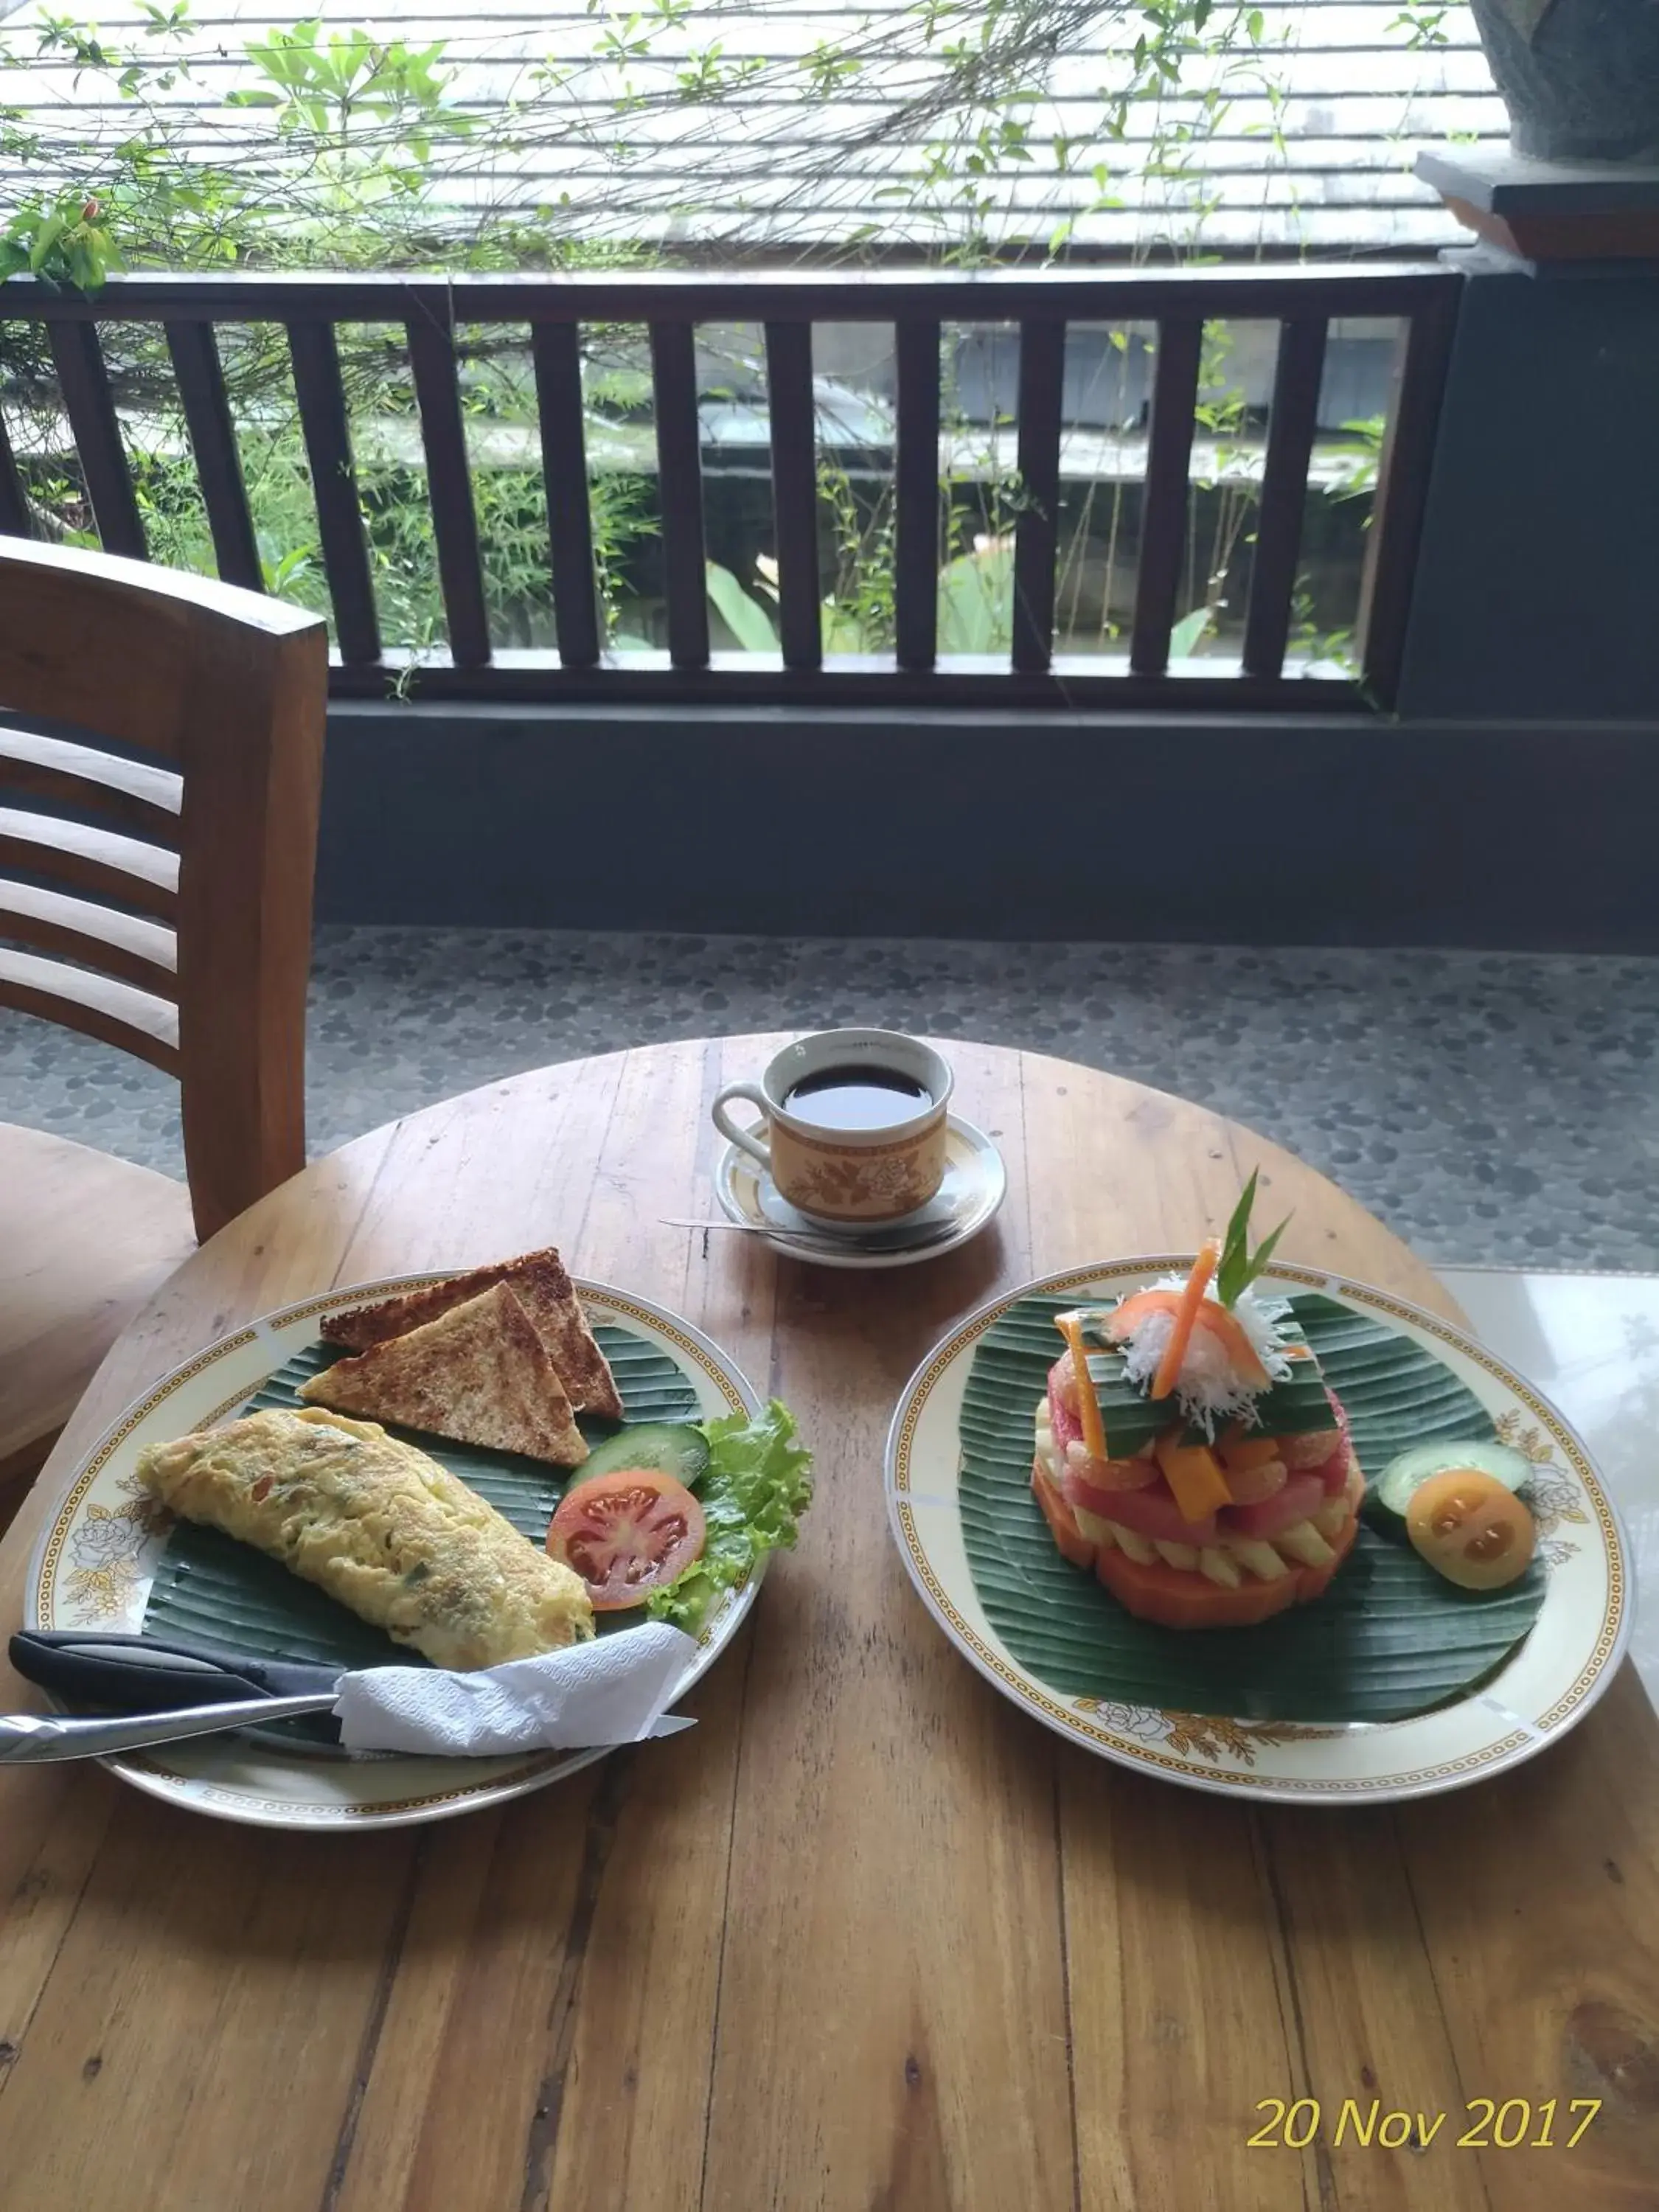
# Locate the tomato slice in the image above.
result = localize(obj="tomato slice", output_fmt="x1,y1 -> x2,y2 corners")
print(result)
547,1467 -> 706,1610
1405,1468 -> 1535,1590
1219,1471 -> 1324,1542
1064,1472 -> 1218,1546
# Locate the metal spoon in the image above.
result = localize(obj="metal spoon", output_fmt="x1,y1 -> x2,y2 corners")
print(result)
662,1215 -> 961,1254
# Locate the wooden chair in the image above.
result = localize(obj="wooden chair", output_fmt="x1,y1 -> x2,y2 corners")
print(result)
0,538 -> 328,1519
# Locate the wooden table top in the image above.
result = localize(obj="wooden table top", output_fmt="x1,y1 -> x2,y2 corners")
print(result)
1,1035 -> 1655,2212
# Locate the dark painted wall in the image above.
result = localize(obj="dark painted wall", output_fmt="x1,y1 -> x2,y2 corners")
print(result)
318,702 -> 1656,948
1399,260 -> 1659,720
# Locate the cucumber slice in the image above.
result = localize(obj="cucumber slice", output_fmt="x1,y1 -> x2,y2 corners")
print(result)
1374,1439 -> 1533,1520
578,1421 -> 710,1489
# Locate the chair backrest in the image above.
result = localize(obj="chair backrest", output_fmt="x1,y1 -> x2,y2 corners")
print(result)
0,538 -> 329,1242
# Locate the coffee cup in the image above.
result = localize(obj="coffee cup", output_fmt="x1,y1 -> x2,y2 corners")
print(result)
712,1030 -> 955,1226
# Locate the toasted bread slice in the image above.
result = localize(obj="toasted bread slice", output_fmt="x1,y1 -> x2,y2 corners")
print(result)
321,1248 -> 624,1421
299,1284 -> 591,1467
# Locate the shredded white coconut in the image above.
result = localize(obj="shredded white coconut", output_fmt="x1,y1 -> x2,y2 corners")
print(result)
1093,1282 -> 1295,1441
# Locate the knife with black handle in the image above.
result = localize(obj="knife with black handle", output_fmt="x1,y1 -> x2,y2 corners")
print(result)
2,1630 -> 346,1762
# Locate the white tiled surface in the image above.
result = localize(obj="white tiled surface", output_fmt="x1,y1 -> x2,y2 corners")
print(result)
1441,1269 -> 1656,1713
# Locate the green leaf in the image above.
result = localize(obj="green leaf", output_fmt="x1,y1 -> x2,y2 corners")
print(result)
1169,605 -> 1210,658
646,1400 -> 813,1634
704,560 -> 777,653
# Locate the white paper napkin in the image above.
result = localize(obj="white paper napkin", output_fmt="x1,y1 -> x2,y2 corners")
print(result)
332,1622 -> 700,1755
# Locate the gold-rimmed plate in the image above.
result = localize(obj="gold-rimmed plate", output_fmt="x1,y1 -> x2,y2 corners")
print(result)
27,1275 -> 760,1831
885,1260 -> 1630,1804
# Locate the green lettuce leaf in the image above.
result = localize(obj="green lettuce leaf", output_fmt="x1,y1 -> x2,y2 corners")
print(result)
645,1399 -> 813,1635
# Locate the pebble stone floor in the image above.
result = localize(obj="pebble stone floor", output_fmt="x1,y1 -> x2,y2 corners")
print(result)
4,930 -> 1658,1272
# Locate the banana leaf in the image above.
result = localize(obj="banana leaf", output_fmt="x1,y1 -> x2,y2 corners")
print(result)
959,1290 -> 1545,1725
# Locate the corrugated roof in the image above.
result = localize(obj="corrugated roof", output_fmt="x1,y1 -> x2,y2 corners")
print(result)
0,0 -> 1503,253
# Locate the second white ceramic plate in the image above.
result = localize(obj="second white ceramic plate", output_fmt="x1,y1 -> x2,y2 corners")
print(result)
886,1259 -> 1630,1804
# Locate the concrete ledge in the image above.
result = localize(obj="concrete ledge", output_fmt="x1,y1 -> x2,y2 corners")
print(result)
318,702 -> 1659,950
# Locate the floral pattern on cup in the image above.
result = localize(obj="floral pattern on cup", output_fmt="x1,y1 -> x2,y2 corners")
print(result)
771,1119 -> 943,1222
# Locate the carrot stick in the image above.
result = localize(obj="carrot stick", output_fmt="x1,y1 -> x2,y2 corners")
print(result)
1056,1312 -> 1109,1466
1150,1239 -> 1220,1401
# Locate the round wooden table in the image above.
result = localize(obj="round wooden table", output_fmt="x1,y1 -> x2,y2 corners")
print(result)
1,1037 -> 1655,2212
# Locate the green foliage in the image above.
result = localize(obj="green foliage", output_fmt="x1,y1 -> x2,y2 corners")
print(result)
1214,1169 -> 1291,1310
0,0 -> 1405,675
0,192 -> 119,289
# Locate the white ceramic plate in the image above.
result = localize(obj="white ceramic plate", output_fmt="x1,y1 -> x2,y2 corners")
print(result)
714,1112 -> 1006,1269
885,1259 -> 1631,1804
27,1276 -> 760,1831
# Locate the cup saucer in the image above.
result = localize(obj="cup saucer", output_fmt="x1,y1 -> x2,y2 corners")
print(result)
714,1113 -> 1006,1270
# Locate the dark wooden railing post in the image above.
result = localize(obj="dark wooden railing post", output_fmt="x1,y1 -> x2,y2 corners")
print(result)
1012,318 -> 1065,672
166,321 -> 262,592
1242,316 -> 1328,681
0,409 -> 31,539
650,320 -> 710,668
894,319 -> 942,671
406,302 -> 492,669
286,319 -> 380,668
531,321 -> 601,668
1130,317 -> 1204,676
1357,288 -> 1459,708
47,321 -> 146,559
764,321 -> 821,671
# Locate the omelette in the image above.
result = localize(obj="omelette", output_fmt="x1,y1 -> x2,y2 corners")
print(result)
136,1406 -> 594,1669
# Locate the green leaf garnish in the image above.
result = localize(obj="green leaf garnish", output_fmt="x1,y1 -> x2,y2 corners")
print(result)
1214,1169 -> 1292,1308
645,1399 -> 813,1635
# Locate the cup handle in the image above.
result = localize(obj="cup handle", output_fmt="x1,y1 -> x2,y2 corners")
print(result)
712,1082 -> 773,1169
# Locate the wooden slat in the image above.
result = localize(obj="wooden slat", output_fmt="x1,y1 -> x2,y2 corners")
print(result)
650,321 -> 709,669
1129,316 -> 1205,676
0,947 -> 178,1070
0,726 -> 184,842
0,807 -> 178,917
164,320 -> 262,592
763,320 -> 821,670
46,322 -> 145,560
330,650 -> 1360,713
894,318 -> 941,671
1358,288 -> 1460,708
405,311 -> 491,670
1242,315 -> 1329,681
0,408 -> 31,539
286,319 -> 380,667
530,321 -> 600,668
1012,316 -> 1065,673
0,265 -> 1459,329
0,878 -> 177,996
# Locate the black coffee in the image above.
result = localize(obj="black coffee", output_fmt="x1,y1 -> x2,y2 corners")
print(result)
785,1065 -> 931,1131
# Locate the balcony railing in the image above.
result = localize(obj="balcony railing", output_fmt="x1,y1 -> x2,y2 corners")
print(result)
0,265 -> 1460,710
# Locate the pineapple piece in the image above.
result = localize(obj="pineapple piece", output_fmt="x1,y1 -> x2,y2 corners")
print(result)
1228,1537 -> 1290,1582
1072,1503 -> 1117,1548
1198,1545 -> 1242,1589
1312,1493 -> 1352,1540
1275,1520 -> 1335,1568
1110,1524 -> 1158,1565
1153,1539 -> 1199,1571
